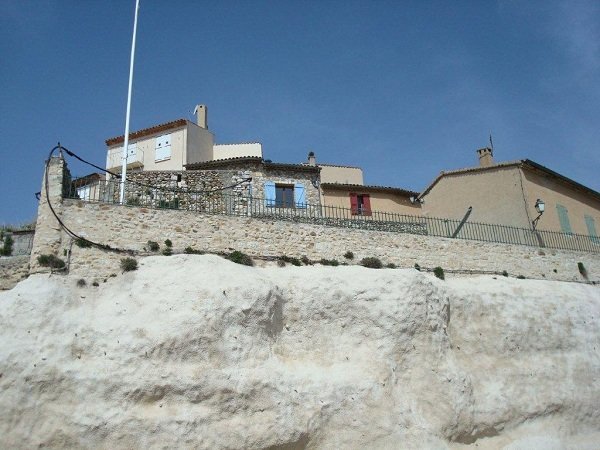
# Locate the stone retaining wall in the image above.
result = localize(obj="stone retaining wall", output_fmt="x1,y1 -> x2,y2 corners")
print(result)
29,156 -> 600,285
44,199 -> 599,284
0,256 -> 29,290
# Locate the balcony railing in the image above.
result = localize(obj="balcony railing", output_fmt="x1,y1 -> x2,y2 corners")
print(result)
64,177 -> 600,254
106,147 -> 144,171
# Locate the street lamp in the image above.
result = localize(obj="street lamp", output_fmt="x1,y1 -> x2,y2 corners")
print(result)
532,199 -> 545,230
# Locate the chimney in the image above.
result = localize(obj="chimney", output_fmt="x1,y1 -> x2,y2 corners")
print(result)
476,147 -> 494,167
307,151 -> 316,166
195,104 -> 208,129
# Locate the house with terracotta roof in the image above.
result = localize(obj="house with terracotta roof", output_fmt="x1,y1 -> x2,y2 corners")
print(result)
419,147 -> 600,239
105,105 -> 262,174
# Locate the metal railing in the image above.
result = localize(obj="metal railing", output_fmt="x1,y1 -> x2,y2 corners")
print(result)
64,178 -> 600,253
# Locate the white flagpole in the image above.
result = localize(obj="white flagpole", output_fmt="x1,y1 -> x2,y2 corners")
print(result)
119,0 -> 140,204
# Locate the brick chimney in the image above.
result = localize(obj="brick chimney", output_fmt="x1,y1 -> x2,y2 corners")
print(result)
307,151 -> 316,166
476,147 -> 494,167
195,104 -> 208,129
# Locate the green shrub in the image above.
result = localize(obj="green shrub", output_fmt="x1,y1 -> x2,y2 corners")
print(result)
228,250 -> 254,266
433,266 -> 445,280
517,275 -> 526,279
344,251 -> 354,260
578,262 -> 587,277
361,257 -> 383,269
75,238 -> 92,248
386,263 -> 397,269
184,246 -> 204,255
92,281 -> 99,287
37,254 -> 65,269
120,257 -> 138,272
162,247 -> 173,256
277,259 -> 286,267
126,196 -> 141,206
502,270 -> 509,277
0,234 -> 14,256
279,255 -> 302,266
147,240 -> 160,252
319,258 -> 339,266
300,255 -> 311,265
76,278 -> 86,287
164,239 -> 172,248
414,263 -> 421,272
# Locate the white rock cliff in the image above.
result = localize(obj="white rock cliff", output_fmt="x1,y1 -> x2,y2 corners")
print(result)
1,255 -> 599,449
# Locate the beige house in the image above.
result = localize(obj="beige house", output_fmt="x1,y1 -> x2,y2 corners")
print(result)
105,105 -> 262,173
420,148 -> 600,238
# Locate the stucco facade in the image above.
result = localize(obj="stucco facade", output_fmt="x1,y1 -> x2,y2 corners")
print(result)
321,184 -> 421,217
421,155 -> 600,238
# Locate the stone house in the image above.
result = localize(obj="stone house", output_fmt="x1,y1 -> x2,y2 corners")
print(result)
419,148 -> 600,238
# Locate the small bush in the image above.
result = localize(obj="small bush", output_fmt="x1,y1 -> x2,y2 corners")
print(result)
120,257 -> 138,272
75,238 -> 92,248
164,239 -> 172,248
300,255 -> 311,265
162,247 -> 173,256
0,235 -> 14,256
92,281 -> 99,287
277,259 -> 286,267
433,266 -> 445,280
320,258 -> 339,266
126,196 -> 141,206
386,263 -> 397,269
414,263 -> 421,272
578,262 -> 587,277
517,275 -> 526,279
279,255 -> 302,266
147,241 -> 160,252
37,254 -> 65,269
76,279 -> 86,287
361,257 -> 383,269
502,270 -> 508,277
344,251 -> 354,260
184,246 -> 204,255
228,250 -> 254,266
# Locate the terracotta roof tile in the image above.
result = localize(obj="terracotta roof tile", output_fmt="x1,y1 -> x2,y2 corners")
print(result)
321,182 -> 418,197
105,119 -> 189,146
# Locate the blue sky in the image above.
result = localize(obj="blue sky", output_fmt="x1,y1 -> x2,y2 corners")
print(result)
1,0 -> 599,225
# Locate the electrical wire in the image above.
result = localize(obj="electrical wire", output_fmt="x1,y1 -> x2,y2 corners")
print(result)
44,144 -> 135,254
61,145 -> 252,194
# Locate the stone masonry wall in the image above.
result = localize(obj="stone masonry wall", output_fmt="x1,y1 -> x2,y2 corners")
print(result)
49,199 -> 600,284
0,256 -> 29,290
29,156 -> 600,285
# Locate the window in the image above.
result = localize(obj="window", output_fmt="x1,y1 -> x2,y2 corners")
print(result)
155,134 -> 171,162
264,181 -> 307,208
350,193 -> 371,216
556,204 -> 572,235
585,215 -> 599,244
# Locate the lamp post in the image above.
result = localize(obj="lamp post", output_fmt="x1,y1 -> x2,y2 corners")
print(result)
532,199 -> 545,230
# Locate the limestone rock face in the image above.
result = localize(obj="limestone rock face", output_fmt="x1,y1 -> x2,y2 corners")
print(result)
0,255 -> 599,449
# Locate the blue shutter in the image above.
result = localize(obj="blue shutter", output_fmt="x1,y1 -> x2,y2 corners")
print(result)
556,205 -> 572,235
294,183 -> 307,209
264,181 -> 276,207
585,215 -> 599,244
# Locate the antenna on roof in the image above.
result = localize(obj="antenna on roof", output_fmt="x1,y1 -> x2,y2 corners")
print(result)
489,133 -> 494,153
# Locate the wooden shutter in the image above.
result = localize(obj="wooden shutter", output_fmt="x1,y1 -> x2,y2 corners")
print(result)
362,194 -> 372,216
350,193 -> 358,215
585,215 -> 599,244
155,134 -> 172,161
556,204 -> 572,235
294,183 -> 307,209
264,181 -> 276,207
